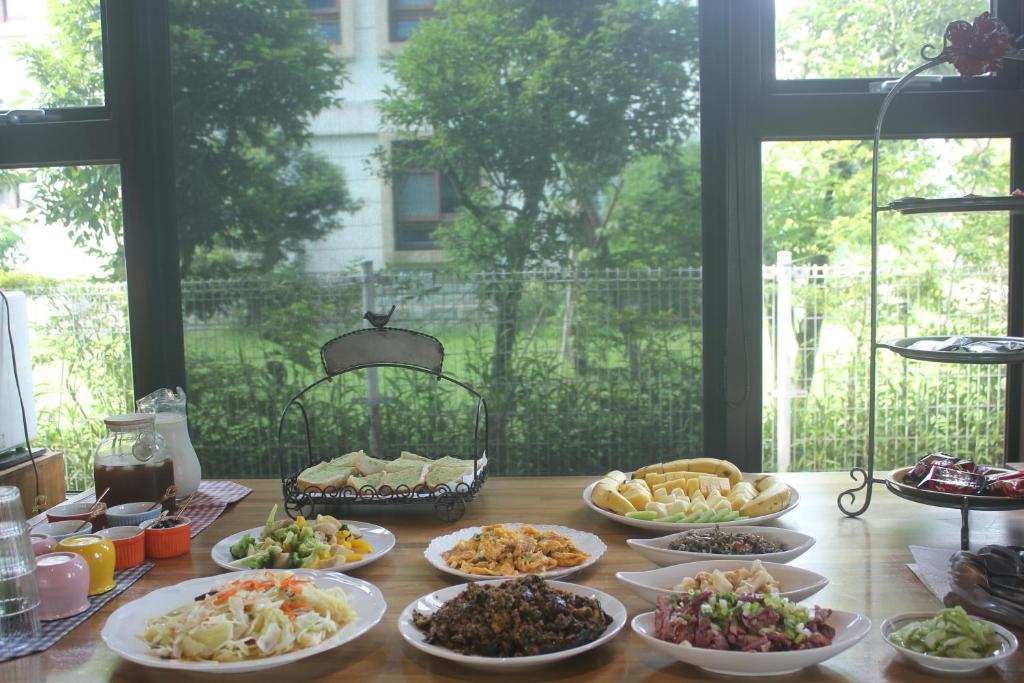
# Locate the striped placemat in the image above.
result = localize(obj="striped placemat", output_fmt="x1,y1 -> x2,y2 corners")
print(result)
0,561 -> 154,662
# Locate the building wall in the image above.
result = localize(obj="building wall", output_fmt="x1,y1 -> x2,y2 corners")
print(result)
306,0 -> 418,271
2,1 -> 411,276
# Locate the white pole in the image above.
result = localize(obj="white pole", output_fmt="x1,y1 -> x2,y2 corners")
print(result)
361,260 -> 382,457
775,250 -> 793,473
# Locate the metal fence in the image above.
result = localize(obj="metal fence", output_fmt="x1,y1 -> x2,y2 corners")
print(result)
762,253 -> 1008,471
18,261 -> 1009,489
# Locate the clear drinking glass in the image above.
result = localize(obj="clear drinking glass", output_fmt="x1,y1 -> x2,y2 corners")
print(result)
0,486 -> 42,645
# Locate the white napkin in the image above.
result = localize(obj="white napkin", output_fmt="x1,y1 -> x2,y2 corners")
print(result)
907,545 -> 956,602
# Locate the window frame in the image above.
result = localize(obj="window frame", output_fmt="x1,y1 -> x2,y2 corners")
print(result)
0,0 -> 184,401
305,0 -> 342,45
392,166 -> 458,252
388,0 -> 436,43
699,0 -> 1024,468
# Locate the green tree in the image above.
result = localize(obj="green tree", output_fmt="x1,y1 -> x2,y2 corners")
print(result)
602,143 -> 702,269
379,0 -> 699,454
16,0 -> 358,277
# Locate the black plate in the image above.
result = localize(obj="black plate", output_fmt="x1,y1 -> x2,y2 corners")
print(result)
885,467 -> 1024,511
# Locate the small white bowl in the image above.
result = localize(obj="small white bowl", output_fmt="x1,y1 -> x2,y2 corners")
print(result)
632,608 -> 871,676
399,578 -> 626,670
881,612 -> 1019,675
34,520 -> 94,542
616,559 -> 828,605
627,526 -> 815,566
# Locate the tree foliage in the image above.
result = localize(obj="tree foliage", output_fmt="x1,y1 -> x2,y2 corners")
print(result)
380,0 -> 699,273
16,0 -> 358,277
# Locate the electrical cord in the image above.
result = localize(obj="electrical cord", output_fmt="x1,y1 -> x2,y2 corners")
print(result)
0,288 -> 40,506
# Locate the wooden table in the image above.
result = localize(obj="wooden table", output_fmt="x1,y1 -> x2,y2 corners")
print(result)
6,473 -> 1023,682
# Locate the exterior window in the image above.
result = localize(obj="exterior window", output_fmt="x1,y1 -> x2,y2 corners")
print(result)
2,0 -> 29,22
0,184 -> 19,209
305,0 -> 341,43
393,163 -> 458,251
389,0 -> 436,42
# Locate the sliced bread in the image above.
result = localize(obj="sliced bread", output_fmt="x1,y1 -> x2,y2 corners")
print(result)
384,458 -> 426,471
398,450 -> 432,462
424,462 -> 472,489
333,450 -> 365,468
349,471 -> 385,490
297,460 -> 354,492
354,452 -> 389,475
381,464 -> 426,491
432,455 -> 476,469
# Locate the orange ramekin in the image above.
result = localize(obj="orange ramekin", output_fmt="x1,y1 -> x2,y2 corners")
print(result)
96,526 -> 146,570
141,515 -> 192,559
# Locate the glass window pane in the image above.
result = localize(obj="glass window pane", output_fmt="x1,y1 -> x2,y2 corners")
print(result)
0,164 -> 130,492
305,0 -> 336,10
775,0 -> 990,79
761,138 -> 1009,472
439,173 -> 459,215
171,0 -> 701,478
394,0 -> 434,8
392,18 -> 420,41
0,0 -> 105,108
315,19 -> 340,43
396,172 -> 437,218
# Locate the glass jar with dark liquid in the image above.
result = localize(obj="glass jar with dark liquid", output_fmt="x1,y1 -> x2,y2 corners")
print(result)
93,414 -> 175,509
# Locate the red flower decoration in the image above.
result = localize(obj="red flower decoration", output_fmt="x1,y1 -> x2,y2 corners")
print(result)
941,12 -> 1012,77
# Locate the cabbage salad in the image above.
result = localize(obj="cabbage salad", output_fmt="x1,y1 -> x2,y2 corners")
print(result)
888,606 -> 1001,659
143,571 -> 354,662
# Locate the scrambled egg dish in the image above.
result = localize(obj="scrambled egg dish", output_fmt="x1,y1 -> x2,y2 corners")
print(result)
442,524 -> 590,576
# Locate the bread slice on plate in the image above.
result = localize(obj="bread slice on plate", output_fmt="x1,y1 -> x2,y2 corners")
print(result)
398,450 -> 432,462
381,464 -> 426,491
296,460 -> 354,492
354,452 -> 389,475
349,472 -> 385,490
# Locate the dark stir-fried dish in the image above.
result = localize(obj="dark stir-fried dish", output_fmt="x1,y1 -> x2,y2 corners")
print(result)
668,526 -> 785,555
412,575 -> 612,657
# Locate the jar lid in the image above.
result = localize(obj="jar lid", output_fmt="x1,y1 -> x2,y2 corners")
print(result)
104,413 -> 155,431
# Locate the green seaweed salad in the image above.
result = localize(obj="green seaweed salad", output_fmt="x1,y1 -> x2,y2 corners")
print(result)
888,606 -> 1001,659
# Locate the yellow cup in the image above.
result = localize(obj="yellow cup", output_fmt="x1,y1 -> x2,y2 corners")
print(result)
56,534 -> 117,596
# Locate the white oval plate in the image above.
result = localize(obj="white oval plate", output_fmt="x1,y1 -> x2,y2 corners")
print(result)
616,559 -> 828,605
101,569 -> 386,673
627,526 -> 815,566
399,578 -> 626,670
211,521 -> 396,572
582,475 -> 800,531
881,611 -> 1019,674
424,523 -> 606,581
632,608 -> 870,676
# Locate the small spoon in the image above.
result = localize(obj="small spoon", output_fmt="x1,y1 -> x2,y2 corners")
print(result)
146,486 -> 178,512
175,490 -> 198,519
70,488 -> 111,532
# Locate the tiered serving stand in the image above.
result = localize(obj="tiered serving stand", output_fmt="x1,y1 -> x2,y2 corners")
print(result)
837,40 -> 1024,549
276,313 -> 488,522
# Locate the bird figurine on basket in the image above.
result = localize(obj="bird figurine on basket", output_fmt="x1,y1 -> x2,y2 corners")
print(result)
364,305 -> 396,329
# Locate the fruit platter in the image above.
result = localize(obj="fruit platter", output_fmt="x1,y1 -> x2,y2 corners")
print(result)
583,458 -> 799,530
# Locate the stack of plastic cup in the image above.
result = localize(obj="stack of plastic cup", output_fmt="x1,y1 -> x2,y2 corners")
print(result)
0,486 -> 42,646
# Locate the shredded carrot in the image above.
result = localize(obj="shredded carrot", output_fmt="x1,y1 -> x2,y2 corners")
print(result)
280,602 -> 299,622
213,587 -> 241,604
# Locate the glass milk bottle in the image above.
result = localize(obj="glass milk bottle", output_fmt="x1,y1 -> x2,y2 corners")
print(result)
137,387 -> 201,498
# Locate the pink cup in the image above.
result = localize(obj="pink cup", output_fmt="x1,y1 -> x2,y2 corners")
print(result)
34,552 -> 91,621
31,533 -> 56,556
